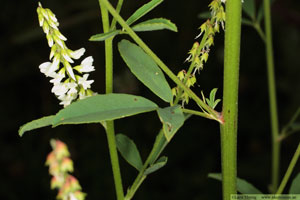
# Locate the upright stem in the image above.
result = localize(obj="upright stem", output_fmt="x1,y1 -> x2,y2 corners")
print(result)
99,1 -> 124,199
264,0 -> 280,193
276,142 -> 300,194
220,0 -> 242,200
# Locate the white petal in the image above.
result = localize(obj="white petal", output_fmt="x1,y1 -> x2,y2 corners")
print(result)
49,45 -> 57,60
46,34 -> 54,47
79,56 -> 94,72
52,83 -> 68,96
78,74 -> 94,90
59,94 -> 76,107
39,62 -> 51,74
81,56 -> 93,66
53,35 -> 64,48
62,51 -> 74,63
53,29 -> 67,41
50,73 -> 65,85
65,62 -> 76,81
46,56 -> 60,76
69,48 -> 85,59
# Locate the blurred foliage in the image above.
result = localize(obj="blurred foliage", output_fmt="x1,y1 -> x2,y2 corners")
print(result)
1,0 -> 300,199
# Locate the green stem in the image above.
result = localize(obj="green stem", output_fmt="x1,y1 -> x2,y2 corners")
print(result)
99,0 -> 221,122
220,1 -> 242,200
105,120 -> 124,200
125,130 -> 166,200
99,1 -> 124,199
264,0 -> 280,193
181,108 -> 211,119
110,0 -> 124,30
253,22 -> 266,42
276,142 -> 300,194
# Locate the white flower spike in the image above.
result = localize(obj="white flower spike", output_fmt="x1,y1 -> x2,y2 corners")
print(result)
37,2 -> 96,107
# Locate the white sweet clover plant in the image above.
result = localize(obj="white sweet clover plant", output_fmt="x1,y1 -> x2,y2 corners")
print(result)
37,2 -> 96,107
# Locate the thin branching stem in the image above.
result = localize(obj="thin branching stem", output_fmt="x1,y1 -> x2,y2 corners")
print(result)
264,0 -> 280,193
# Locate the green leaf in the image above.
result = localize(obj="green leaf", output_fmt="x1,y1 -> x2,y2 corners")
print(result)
147,113 -> 191,165
157,106 -> 185,141
209,88 -> 218,102
289,173 -> 300,194
242,0 -> 256,20
144,156 -> 167,175
89,30 -> 121,42
132,18 -> 177,32
19,115 -> 54,136
208,173 -> 263,194
52,94 -> 158,126
118,39 -> 172,102
116,134 -> 143,171
126,0 -> 163,26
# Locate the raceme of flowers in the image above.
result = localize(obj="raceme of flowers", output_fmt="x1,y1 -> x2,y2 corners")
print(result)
37,2 -> 96,107
46,139 -> 86,200
172,0 -> 226,105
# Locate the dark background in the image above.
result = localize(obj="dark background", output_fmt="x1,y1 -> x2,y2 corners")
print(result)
1,0 -> 300,199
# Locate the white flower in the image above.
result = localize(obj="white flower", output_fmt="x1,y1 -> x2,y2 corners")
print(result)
46,34 -> 54,47
45,55 -> 60,77
64,62 -> 76,81
42,21 -> 50,35
46,8 -> 57,23
67,82 -> 78,95
52,82 -> 68,96
78,74 -> 94,90
50,72 -> 65,85
49,44 -> 57,60
53,35 -> 64,48
69,48 -> 85,60
58,94 -> 74,107
53,29 -> 67,41
74,56 -> 95,73
39,62 -> 52,74
61,49 -> 74,63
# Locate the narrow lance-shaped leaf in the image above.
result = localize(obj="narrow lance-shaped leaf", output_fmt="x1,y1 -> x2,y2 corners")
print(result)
89,30 -> 120,42
144,156 -> 167,175
157,106 -> 185,141
126,0 -> 163,26
208,173 -> 263,194
289,173 -> 300,194
19,115 -> 54,137
132,18 -> 177,32
52,94 -> 158,126
116,134 -> 143,171
118,39 -> 172,102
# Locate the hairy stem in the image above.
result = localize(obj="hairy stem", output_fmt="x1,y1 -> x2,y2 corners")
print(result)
264,0 -> 280,193
220,0 -> 242,199
99,1 -> 124,199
